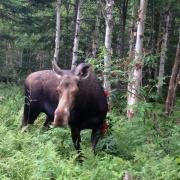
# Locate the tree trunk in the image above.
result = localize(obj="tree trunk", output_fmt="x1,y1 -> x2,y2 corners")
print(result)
128,0 -> 137,62
92,0 -> 101,58
117,0 -> 129,56
149,0 -> 155,51
18,49 -> 23,67
157,9 -> 172,96
72,0 -> 79,40
64,0 -> 71,68
126,0 -> 137,117
53,0 -> 61,66
165,29 -> 180,115
104,0 -> 114,106
151,7 -> 161,78
71,0 -> 81,70
127,0 -> 148,119
123,171 -> 133,180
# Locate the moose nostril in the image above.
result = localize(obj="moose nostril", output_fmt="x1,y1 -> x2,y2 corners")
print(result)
54,110 -> 69,127
52,120 -> 68,128
53,123 -> 60,128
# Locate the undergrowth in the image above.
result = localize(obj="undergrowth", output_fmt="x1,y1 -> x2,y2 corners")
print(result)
0,83 -> 179,179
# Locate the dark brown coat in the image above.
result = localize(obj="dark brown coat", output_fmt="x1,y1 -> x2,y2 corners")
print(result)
22,63 -> 108,151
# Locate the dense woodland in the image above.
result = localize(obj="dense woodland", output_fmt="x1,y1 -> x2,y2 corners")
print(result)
0,0 -> 180,179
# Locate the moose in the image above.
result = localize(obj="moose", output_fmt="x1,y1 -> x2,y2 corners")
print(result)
21,63 -> 108,152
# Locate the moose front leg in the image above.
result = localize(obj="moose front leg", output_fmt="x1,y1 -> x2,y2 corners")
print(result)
43,116 -> 53,128
71,128 -> 81,151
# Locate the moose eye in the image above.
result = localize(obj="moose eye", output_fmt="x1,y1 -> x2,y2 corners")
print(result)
76,81 -> 80,87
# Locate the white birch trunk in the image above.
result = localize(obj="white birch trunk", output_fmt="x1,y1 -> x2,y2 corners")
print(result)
92,1 -> 101,58
126,2 -> 136,117
165,29 -> 180,115
71,0 -> 81,70
123,171 -> 133,180
53,0 -> 61,66
157,10 -> 171,96
127,0 -> 148,119
128,2 -> 136,61
104,0 -> 114,106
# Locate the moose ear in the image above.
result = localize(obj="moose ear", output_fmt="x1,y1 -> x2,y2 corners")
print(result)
75,63 -> 91,79
52,61 -> 63,75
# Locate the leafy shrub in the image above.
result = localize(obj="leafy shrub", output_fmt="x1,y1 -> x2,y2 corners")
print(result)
0,84 -> 179,179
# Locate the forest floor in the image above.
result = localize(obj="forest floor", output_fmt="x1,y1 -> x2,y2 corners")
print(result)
0,83 -> 179,180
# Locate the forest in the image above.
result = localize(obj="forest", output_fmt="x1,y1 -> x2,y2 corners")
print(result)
0,0 -> 180,179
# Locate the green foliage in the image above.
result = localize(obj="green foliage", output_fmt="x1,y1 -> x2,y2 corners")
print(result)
0,84 -> 179,179
0,0 -> 179,177
0,0 -> 179,86
143,54 -> 159,69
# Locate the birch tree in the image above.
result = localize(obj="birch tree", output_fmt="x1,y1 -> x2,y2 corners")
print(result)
165,29 -> 180,115
71,0 -> 81,70
127,0 -> 148,119
128,0 -> 137,62
157,9 -> 172,96
104,0 -> 114,105
53,0 -> 61,66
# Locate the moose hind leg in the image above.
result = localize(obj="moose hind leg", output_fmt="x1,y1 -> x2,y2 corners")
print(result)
21,104 -> 40,128
91,128 -> 101,153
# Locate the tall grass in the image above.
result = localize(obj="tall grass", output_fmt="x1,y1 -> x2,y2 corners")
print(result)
0,83 -> 179,179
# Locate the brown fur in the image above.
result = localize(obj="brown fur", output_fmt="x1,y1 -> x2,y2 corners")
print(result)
22,63 -> 108,152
